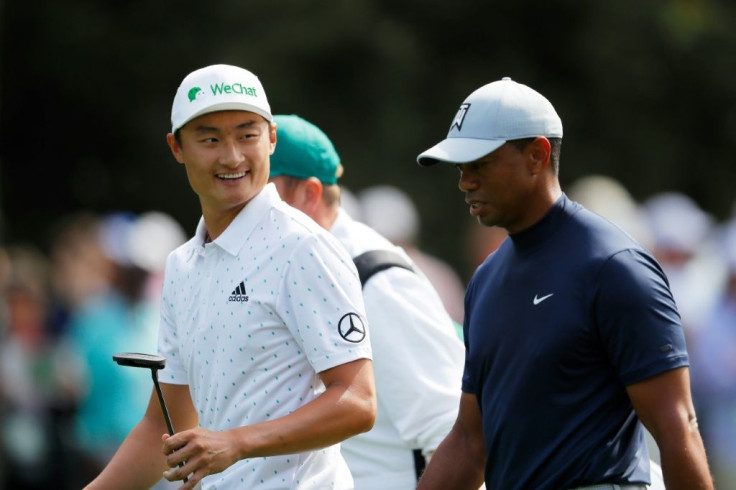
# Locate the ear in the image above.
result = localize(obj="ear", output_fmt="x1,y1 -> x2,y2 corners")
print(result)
300,177 -> 324,214
166,133 -> 186,164
526,137 -> 551,175
269,122 -> 277,155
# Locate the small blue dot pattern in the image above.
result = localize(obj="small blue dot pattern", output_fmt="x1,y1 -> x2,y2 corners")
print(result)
157,186 -> 369,488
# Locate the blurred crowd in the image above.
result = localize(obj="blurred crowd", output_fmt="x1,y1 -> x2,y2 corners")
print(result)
0,177 -> 734,489
0,210 -> 186,489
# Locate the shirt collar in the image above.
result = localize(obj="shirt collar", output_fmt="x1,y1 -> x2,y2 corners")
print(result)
509,193 -> 571,250
198,183 -> 282,257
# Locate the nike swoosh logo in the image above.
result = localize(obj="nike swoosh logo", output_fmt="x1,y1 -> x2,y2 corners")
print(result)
533,293 -> 554,305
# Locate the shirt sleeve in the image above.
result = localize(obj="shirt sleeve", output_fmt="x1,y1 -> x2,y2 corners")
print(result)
364,266 -> 465,455
594,248 -> 689,386
276,233 -> 372,374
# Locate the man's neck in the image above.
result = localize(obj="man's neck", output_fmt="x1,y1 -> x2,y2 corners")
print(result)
315,203 -> 339,231
202,202 -> 247,242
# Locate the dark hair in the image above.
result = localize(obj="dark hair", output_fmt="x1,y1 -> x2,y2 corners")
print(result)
508,137 -> 562,175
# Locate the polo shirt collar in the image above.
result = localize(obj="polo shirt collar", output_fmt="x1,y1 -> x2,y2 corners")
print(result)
198,183 -> 281,257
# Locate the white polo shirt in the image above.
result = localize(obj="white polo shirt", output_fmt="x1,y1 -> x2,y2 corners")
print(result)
158,184 -> 371,489
330,209 -> 465,490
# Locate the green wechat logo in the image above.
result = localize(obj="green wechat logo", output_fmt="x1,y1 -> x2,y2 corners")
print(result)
188,87 -> 203,102
210,82 -> 258,97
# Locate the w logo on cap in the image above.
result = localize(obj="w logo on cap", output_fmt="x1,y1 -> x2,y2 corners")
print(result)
450,103 -> 471,131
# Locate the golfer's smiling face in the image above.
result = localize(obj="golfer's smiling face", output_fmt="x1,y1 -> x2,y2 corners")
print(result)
169,110 -> 276,218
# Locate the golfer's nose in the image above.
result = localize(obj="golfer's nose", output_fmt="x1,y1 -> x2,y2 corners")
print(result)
219,139 -> 245,167
458,166 -> 478,191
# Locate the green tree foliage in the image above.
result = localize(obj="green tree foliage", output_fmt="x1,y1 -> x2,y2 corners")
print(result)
1,0 -> 735,278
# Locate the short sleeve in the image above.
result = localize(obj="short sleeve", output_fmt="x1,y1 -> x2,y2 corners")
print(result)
594,248 -> 689,386
276,234 -> 372,374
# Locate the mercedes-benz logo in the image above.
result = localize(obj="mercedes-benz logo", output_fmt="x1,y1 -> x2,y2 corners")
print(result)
338,312 -> 366,343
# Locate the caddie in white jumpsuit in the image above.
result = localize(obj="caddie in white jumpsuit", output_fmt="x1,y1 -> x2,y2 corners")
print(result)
269,114 -> 466,490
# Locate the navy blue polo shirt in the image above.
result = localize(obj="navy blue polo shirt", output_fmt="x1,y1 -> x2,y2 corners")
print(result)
462,194 -> 688,490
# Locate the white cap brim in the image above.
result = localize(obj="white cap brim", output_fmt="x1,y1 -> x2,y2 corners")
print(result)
417,137 -> 506,166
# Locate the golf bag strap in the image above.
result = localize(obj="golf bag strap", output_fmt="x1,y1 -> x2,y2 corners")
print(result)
352,250 -> 426,480
353,249 -> 414,288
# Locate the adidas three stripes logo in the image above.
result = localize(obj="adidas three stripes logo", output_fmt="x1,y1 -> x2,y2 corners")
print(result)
228,281 -> 249,303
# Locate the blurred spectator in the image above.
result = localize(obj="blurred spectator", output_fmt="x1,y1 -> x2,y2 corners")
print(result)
340,186 -> 363,222
689,217 -> 736,489
47,212 -> 115,322
0,243 -> 83,489
359,185 -> 466,326
641,192 -> 725,333
49,210 -> 185,487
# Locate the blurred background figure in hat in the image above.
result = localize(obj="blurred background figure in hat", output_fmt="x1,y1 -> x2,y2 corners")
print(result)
688,214 -> 736,490
54,210 -> 185,488
642,191 -> 725,336
358,184 -> 466,328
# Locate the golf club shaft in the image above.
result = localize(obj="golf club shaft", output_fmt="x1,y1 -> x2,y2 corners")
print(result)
151,370 -> 188,483
151,370 -> 175,435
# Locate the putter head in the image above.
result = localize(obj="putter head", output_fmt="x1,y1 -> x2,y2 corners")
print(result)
113,352 -> 166,370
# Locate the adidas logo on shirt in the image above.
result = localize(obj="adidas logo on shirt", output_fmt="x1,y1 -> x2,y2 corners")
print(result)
229,281 -> 249,303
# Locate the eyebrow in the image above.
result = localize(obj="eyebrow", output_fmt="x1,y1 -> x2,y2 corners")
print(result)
193,120 -> 262,134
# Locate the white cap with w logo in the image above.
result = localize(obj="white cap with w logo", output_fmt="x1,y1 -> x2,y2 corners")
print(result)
417,77 -> 562,166
170,64 -> 273,133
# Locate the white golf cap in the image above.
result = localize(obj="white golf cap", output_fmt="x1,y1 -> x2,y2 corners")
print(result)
417,77 -> 563,166
170,64 -> 273,133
